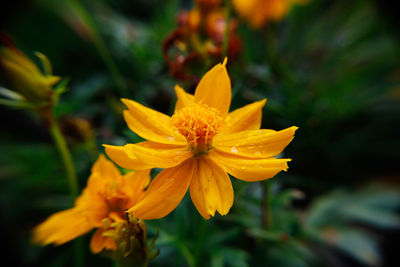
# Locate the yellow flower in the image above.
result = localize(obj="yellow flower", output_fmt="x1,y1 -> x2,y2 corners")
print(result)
233,0 -> 306,28
105,58 -> 297,220
0,47 -> 60,104
33,155 -> 150,254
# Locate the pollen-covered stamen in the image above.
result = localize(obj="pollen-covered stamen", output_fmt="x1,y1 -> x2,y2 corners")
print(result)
171,103 -> 223,154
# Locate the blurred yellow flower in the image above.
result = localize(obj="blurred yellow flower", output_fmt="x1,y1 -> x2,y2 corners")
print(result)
33,155 -> 150,254
105,58 -> 297,220
233,0 -> 306,28
0,46 -> 60,105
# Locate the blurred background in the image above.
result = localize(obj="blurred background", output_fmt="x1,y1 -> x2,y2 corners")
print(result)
1,0 -> 400,266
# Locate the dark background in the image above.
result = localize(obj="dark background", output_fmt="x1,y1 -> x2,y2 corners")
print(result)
1,0 -> 399,266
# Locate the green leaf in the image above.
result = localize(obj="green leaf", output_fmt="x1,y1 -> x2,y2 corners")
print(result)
35,51 -> 53,75
211,248 -> 249,267
320,228 -> 380,266
0,98 -> 38,109
247,228 -> 288,242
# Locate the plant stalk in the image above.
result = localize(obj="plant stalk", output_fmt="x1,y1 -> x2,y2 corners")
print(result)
261,180 -> 272,229
49,117 -> 79,199
222,0 -> 232,59
69,0 -> 128,96
47,111 -> 83,267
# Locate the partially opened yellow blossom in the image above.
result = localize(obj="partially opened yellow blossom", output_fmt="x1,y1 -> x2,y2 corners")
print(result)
233,0 -> 307,28
0,46 -> 61,105
105,58 -> 297,220
33,155 -> 150,254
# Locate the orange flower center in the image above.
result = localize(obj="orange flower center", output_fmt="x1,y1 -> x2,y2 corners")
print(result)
171,103 -> 223,155
100,180 -> 130,218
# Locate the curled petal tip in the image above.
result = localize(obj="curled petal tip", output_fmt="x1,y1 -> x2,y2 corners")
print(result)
120,98 -> 131,106
222,57 -> 228,66
259,98 -> 267,106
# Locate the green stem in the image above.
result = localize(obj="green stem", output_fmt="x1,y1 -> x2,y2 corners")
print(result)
48,114 -> 83,266
85,138 -> 99,162
73,237 -> 85,267
194,219 -> 207,267
69,0 -> 128,96
0,98 -> 37,109
49,118 -> 79,199
178,242 -> 195,267
222,0 -> 232,59
261,180 -> 272,229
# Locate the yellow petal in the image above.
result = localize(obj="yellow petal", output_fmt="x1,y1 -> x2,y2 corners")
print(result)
90,229 -> 116,254
214,126 -> 298,158
208,150 -> 291,182
91,154 -> 121,179
0,47 -> 40,74
267,0 -> 290,21
232,0 -> 258,17
128,159 -> 196,220
233,0 -> 290,28
124,169 -> 151,206
233,0 -> 266,28
122,98 -> 186,145
223,99 -> 266,134
126,142 -> 193,169
194,58 -> 231,116
104,144 -> 155,170
190,157 -> 233,219
45,75 -> 62,86
32,208 -> 92,246
174,84 -> 194,112
74,189 -> 107,227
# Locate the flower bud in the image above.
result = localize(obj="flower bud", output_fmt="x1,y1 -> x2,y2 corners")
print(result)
0,46 -> 60,105
102,214 -> 159,267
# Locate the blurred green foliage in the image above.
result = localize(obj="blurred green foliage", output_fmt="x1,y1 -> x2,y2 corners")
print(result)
1,0 -> 399,266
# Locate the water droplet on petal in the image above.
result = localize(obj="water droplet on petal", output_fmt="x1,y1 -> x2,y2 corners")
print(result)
231,146 -> 238,153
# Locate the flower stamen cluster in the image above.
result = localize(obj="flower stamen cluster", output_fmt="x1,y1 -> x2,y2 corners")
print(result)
171,103 -> 222,155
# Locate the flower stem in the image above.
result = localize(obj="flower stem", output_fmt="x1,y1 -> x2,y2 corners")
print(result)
261,180 -> 272,229
222,0 -> 232,58
47,112 -> 83,266
194,219 -> 207,267
68,0 -> 128,96
73,237 -> 85,267
49,118 -> 79,199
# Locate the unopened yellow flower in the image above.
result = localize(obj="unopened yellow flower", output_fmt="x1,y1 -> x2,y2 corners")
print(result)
0,47 -> 60,104
33,155 -> 150,253
233,0 -> 306,28
105,58 -> 297,220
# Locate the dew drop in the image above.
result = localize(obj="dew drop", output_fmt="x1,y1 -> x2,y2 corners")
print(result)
231,146 -> 238,153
